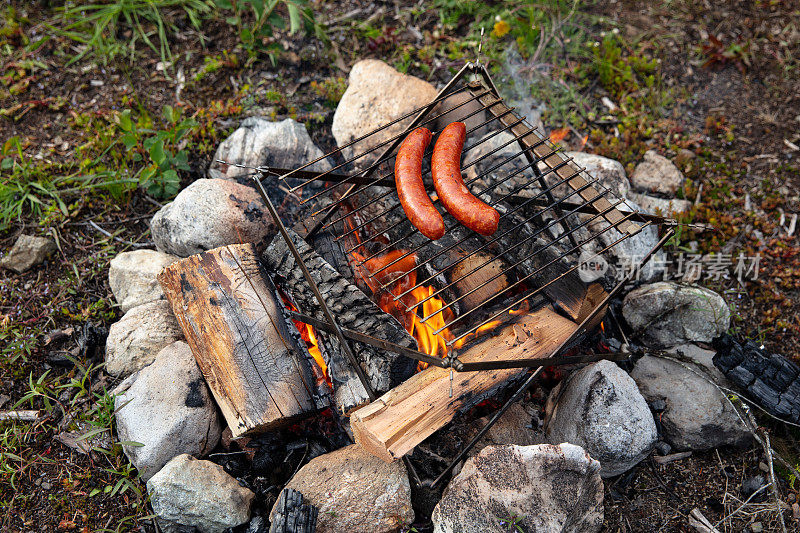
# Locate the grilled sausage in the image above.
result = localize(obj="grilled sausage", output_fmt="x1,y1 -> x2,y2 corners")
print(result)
432,122 -> 499,236
395,128 -> 445,240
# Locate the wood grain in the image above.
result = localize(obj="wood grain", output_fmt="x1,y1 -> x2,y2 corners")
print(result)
350,307 -> 578,462
159,243 -> 327,437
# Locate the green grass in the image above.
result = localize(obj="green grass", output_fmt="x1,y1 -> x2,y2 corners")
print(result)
58,0 -> 211,67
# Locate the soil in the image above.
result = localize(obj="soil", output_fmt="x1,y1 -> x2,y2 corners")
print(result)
1,0 -> 799,531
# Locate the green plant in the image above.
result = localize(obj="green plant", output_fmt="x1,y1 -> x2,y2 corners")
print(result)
117,104 -> 196,198
215,0 -> 324,63
310,76 -> 346,107
58,0 -> 211,67
499,512 -> 525,532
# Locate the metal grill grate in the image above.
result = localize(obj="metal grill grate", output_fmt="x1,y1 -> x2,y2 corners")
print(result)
241,61 -> 678,486
264,64 -> 666,349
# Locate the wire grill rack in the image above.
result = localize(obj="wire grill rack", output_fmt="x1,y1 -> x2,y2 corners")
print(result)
247,61 -> 675,485
261,63 -> 668,348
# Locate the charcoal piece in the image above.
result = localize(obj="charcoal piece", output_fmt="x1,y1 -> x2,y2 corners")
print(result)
713,335 -> 800,423
269,488 -> 318,533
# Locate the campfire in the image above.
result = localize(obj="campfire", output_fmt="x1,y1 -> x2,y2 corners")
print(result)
157,61 -> 674,487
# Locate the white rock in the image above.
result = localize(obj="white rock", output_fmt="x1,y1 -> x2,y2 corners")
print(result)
332,59 -> 438,168
148,454 -> 254,533
627,191 -> 691,216
105,300 -> 183,377
270,444 -> 413,533
150,178 -> 275,257
108,249 -> 178,312
622,282 -> 731,347
566,151 -> 630,200
210,117 -> 332,179
0,234 -> 57,273
546,360 -> 657,477
115,341 -> 222,480
631,354 -> 751,451
432,443 -> 603,533
630,150 -> 685,195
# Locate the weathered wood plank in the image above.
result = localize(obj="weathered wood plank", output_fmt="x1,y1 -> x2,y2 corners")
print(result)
350,307 -> 578,462
159,243 -> 327,438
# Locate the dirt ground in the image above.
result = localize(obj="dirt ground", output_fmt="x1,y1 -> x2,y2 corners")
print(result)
1,0 -> 800,531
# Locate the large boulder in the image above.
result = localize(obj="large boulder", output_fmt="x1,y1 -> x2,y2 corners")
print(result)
630,150 -> 685,196
622,282 -> 730,348
332,59 -> 438,168
210,117 -> 332,179
432,443 -> 603,533
105,300 -> 183,377
270,444 -> 413,533
115,341 -> 222,480
147,454 -> 254,533
631,354 -> 751,451
0,234 -> 57,273
150,178 -> 275,257
546,360 -> 657,477
108,249 -> 178,312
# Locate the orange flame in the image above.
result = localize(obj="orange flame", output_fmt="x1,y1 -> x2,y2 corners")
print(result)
281,293 -> 331,388
549,128 -> 570,144
351,249 -> 456,371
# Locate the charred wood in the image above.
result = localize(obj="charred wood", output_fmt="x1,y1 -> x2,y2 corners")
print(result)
262,228 -> 417,415
269,488 -> 318,533
713,335 -> 800,424
158,244 -> 328,438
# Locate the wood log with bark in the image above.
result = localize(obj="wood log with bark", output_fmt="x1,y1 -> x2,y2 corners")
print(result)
262,228 -> 418,415
158,243 -> 329,438
350,306 -> 578,462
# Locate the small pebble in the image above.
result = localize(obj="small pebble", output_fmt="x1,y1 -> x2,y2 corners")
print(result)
40,481 -> 51,490
655,441 -> 671,456
759,462 -> 769,473
792,502 -> 799,519
751,522 -> 762,532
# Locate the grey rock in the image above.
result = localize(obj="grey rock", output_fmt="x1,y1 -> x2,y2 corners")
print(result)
622,282 -> 731,347
631,354 -> 751,451
586,199 -> 666,281
270,444 -> 413,533
148,454 -> 254,533
332,59 -> 438,169
546,360 -> 657,477
115,341 -> 221,480
210,117 -> 331,179
432,443 -> 603,533
108,249 -> 178,312
566,151 -> 630,200
150,178 -> 275,257
627,191 -> 691,216
667,343 -> 729,386
630,150 -> 685,195
0,234 -> 57,273
105,300 -> 184,377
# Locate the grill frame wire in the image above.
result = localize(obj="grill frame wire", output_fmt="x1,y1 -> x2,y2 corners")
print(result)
248,61 -> 673,485
256,60 -> 672,370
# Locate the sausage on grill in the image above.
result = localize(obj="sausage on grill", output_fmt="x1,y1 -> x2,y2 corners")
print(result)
394,127 -> 445,240
432,122 -> 499,236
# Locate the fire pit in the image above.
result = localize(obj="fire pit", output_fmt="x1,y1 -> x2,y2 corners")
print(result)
157,61 -> 676,499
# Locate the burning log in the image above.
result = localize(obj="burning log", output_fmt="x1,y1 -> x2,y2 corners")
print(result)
262,228 -> 417,415
158,244 -> 328,438
350,307 -> 578,462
